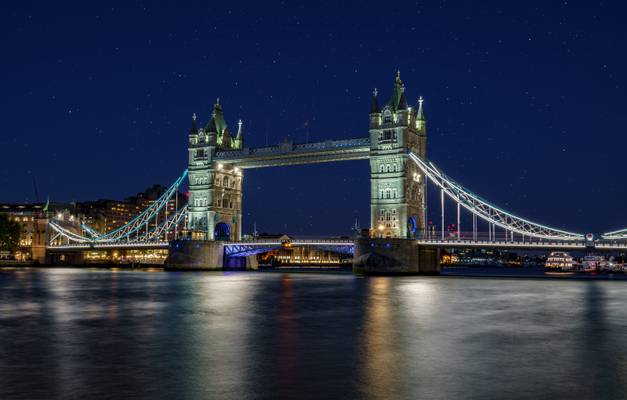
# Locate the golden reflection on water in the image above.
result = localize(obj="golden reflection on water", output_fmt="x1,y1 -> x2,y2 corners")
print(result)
359,277 -> 401,399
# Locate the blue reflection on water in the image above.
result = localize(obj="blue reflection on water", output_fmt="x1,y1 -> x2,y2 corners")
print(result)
0,268 -> 626,399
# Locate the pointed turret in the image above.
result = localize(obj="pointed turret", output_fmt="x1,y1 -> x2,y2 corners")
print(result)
416,96 -> 426,132
189,113 -> 199,135
397,85 -> 408,110
417,96 -> 425,120
205,112 -> 217,133
232,119 -> 243,149
205,98 -> 228,135
236,119 -> 243,138
388,70 -> 404,111
370,88 -> 381,114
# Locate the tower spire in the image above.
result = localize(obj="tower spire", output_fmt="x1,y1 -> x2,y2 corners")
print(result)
389,70 -> 405,110
417,96 -> 425,120
397,84 -> 408,110
189,113 -> 198,135
236,119 -> 243,139
370,88 -> 381,113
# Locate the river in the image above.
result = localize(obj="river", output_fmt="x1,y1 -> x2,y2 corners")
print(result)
1,267 -> 626,399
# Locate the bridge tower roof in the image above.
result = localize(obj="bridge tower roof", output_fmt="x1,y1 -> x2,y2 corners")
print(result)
387,70 -> 405,111
205,99 -> 227,134
397,84 -> 408,110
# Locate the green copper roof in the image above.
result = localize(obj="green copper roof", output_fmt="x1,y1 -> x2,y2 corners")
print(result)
388,70 -> 405,111
205,99 -> 227,134
397,90 -> 408,110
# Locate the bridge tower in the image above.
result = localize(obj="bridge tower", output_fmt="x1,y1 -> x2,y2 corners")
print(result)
187,100 -> 244,241
369,72 -> 427,239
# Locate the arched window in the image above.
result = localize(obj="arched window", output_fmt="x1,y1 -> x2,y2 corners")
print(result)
383,110 -> 392,123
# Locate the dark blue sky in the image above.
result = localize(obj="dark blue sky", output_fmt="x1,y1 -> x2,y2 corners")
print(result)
1,1 -> 625,236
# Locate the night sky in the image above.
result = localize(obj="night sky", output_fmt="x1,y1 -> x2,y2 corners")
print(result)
1,1 -> 626,236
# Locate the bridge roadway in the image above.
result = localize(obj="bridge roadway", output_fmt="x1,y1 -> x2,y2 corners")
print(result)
46,238 -> 627,253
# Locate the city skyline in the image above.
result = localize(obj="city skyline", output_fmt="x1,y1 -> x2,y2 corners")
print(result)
1,2 -> 626,235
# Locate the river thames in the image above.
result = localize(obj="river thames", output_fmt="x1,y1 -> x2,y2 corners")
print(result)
1,268 -> 626,399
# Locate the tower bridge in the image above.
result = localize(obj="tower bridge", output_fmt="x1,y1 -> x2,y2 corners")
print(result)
46,72 -> 627,272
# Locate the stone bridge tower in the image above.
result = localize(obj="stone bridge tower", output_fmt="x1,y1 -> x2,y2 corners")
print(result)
369,72 -> 427,238
187,100 -> 244,241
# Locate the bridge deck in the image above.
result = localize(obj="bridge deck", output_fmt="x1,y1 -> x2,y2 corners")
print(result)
47,242 -> 170,251
47,239 -> 627,252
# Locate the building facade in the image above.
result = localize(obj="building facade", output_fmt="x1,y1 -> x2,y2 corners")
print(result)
369,72 -> 427,238
187,100 -> 243,241
0,203 -> 73,262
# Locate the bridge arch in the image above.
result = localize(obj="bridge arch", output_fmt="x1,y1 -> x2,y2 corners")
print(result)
214,222 -> 231,241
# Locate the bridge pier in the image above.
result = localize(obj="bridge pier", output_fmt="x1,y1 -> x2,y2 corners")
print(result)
353,238 -> 440,275
165,240 -> 258,270
165,240 -> 225,270
46,251 -> 85,265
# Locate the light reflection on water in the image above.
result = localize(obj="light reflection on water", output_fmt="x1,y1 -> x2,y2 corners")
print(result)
1,268 -> 627,399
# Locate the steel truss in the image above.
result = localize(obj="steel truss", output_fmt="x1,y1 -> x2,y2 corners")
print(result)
48,170 -> 188,246
408,152 -> 584,241
602,228 -> 627,240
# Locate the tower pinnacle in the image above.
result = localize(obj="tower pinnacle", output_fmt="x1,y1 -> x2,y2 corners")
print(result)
389,70 -> 405,110
236,119 -> 243,139
370,87 -> 381,113
417,96 -> 425,120
190,113 -> 198,135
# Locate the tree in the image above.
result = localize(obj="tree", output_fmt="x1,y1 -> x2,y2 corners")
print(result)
0,214 -> 22,253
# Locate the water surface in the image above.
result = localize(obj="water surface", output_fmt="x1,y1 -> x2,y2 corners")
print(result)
1,268 -> 626,399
